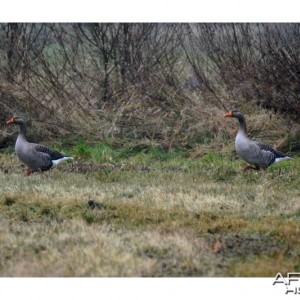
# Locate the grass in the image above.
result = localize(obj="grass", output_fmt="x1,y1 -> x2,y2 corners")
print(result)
0,144 -> 299,277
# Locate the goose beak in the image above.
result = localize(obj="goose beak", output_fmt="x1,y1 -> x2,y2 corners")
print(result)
224,111 -> 233,117
6,117 -> 14,124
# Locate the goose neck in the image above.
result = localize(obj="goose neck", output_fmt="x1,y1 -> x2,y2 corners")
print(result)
237,115 -> 247,135
18,121 -> 27,138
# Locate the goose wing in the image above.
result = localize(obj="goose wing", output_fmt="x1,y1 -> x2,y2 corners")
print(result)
33,144 -> 65,160
254,141 -> 288,158
253,140 -> 292,167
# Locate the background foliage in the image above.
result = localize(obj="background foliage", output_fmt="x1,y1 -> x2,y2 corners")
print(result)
0,23 -> 299,151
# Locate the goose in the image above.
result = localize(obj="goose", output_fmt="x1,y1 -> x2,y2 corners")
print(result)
6,116 -> 73,176
225,110 -> 292,170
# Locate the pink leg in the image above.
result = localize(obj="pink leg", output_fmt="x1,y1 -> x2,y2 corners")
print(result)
25,169 -> 33,176
243,165 -> 260,171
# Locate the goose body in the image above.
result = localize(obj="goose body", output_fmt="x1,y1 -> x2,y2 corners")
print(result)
225,110 -> 292,170
7,116 -> 73,175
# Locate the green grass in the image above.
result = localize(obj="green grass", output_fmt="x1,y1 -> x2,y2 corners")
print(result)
0,144 -> 299,276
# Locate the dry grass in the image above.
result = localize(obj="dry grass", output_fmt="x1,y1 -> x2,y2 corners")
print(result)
0,151 -> 299,277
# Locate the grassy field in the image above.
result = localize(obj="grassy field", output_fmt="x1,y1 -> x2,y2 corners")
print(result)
0,144 -> 299,277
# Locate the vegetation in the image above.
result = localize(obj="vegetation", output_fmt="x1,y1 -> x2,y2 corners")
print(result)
0,24 -> 300,150
0,144 -> 299,277
0,23 -> 299,277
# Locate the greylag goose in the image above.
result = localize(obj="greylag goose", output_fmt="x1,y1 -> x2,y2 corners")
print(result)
7,116 -> 73,176
225,110 -> 292,170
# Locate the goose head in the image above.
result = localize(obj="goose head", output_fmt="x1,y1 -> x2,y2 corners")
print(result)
224,110 -> 243,118
224,109 -> 247,134
6,116 -> 25,125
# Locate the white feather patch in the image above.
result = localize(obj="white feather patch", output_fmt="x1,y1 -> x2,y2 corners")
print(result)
52,157 -> 73,167
274,156 -> 293,164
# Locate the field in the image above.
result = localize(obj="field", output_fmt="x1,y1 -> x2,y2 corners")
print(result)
0,145 -> 299,277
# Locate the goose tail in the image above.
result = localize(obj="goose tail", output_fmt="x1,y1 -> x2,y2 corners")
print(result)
52,156 -> 73,167
274,156 -> 293,164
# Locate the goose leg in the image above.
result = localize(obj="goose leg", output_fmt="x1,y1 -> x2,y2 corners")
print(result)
243,165 -> 260,171
25,168 -> 33,176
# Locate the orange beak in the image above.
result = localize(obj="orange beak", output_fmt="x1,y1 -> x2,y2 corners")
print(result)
6,117 -> 15,124
224,111 -> 233,117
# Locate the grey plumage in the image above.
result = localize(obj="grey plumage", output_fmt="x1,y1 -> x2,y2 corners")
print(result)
7,116 -> 73,175
225,110 -> 292,170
